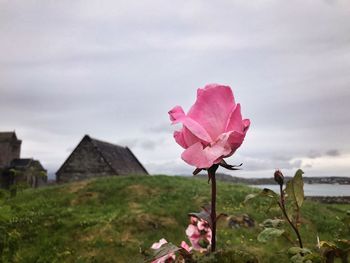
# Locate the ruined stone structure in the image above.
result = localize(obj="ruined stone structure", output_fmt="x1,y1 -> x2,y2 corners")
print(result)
1,159 -> 47,189
56,135 -> 148,183
0,132 -> 47,189
9,159 -> 47,188
0,132 -> 21,168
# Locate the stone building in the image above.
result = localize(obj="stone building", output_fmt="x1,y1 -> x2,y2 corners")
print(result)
0,132 -> 47,189
0,132 -> 21,168
1,158 -> 47,189
56,135 -> 148,183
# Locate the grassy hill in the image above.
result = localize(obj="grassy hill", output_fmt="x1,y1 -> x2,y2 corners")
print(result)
0,175 -> 349,262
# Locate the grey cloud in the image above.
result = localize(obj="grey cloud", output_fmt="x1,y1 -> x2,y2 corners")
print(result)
145,159 -> 193,175
302,163 -> 313,169
117,138 -> 165,151
326,149 -> 340,157
145,122 -> 174,134
1,0 -> 350,177
234,155 -> 302,172
270,154 -> 294,162
307,151 -> 323,159
307,149 -> 341,159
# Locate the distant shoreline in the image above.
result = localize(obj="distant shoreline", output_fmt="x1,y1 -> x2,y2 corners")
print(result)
195,173 -> 350,185
194,173 -> 350,203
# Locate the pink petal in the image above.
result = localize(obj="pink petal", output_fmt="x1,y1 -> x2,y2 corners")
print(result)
226,104 -> 251,135
186,233 -> 202,251
151,238 -> 168,250
181,118 -> 212,143
225,104 -> 243,132
197,220 -> 208,231
169,106 -> 186,123
187,84 -> 236,140
185,224 -> 200,238
152,254 -> 175,263
180,241 -> 192,252
169,105 -> 211,144
181,142 -> 219,168
173,126 -> 204,149
190,216 -> 198,224
243,118 -> 250,132
173,130 -> 187,149
181,132 -> 242,168
206,228 -> 212,241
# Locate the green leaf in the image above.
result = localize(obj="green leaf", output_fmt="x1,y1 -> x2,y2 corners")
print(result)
288,247 -> 303,255
319,240 -> 336,249
147,242 -> 180,263
288,246 -> 312,256
288,247 -> 318,263
261,188 -> 279,199
293,170 -> 304,208
334,239 -> 350,251
261,218 -> 284,228
188,206 -> 212,227
285,180 -> 293,201
257,228 -> 285,243
285,169 -> 304,208
244,193 -> 258,203
244,188 -> 279,204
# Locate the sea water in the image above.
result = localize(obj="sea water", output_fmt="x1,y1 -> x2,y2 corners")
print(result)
250,184 -> 350,196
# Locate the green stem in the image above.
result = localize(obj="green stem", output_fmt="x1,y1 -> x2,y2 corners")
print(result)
279,184 -> 303,248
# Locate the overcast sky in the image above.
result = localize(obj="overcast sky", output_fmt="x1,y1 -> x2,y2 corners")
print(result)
1,0 -> 350,179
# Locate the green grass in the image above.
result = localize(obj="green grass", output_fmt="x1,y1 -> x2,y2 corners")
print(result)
0,175 -> 349,262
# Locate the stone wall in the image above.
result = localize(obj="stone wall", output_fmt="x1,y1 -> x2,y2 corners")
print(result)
0,140 -> 21,168
57,139 -> 115,183
7,165 -> 47,189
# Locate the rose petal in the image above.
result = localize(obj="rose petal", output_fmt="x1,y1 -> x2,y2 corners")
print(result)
181,131 -> 244,168
243,119 -> 250,132
168,106 -> 186,123
206,228 -> 212,242
197,220 -> 206,231
225,104 -> 243,132
180,241 -> 192,252
187,84 -> 236,140
173,130 -> 187,149
190,216 -> 198,224
181,142 -> 219,168
185,224 -> 200,238
169,106 -> 212,144
173,126 -> 205,149
151,238 -> 168,250
151,254 -> 175,263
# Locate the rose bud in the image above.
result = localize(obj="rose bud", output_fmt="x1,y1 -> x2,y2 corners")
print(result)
274,170 -> 284,186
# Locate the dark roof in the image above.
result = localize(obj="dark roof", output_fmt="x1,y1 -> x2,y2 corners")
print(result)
10,158 -> 33,168
0,132 -> 19,142
56,135 -> 148,176
89,136 -> 148,175
10,159 -> 46,171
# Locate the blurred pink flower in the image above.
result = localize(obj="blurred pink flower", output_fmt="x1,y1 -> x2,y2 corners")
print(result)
180,241 -> 192,252
169,84 -> 250,169
151,238 -> 176,263
185,217 -> 212,252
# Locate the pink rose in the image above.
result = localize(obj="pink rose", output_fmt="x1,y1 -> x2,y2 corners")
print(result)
169,84 -> 250,169
151,238 -> 176,263
185,217 -> 212,252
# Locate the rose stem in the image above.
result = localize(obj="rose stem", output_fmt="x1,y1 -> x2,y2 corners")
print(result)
208,164 -> 219,252
278,184 -> 303,248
